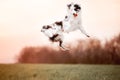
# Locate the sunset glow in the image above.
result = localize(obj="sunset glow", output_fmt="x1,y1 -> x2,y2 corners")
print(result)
0,0 -> 120,63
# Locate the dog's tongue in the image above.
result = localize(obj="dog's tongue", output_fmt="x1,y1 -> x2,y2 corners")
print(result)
73,13 -> 78,17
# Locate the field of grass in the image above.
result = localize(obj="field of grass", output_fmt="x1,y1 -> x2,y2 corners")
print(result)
0,64 -> 120,80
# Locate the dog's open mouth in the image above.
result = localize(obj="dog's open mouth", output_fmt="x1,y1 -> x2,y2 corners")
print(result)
73,13 -> 78,17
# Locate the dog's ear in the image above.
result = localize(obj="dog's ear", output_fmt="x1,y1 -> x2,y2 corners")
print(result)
67,4 -> 71,9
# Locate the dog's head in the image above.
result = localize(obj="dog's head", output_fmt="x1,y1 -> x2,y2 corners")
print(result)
67,2 -> 81,17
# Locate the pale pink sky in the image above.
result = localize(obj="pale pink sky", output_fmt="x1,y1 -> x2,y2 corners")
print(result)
0,0 -> 120,63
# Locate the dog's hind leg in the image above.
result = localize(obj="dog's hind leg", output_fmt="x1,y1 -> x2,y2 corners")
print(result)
59,40 -> 69,51
59,40 -> 63,48
56,34 -> 69,51
59,40 -> 65,50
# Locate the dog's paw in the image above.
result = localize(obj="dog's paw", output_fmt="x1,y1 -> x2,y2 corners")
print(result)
86,34 -> 90,37
60,44 -> 70,51
60,46 -> 69,50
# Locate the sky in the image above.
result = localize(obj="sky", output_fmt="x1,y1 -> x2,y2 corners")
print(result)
0,0 -> 120,63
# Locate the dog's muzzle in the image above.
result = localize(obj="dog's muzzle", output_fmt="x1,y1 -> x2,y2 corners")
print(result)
73,13 -> 78,17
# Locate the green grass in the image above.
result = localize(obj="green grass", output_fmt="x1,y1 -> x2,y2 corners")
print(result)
0,64 -> 120,80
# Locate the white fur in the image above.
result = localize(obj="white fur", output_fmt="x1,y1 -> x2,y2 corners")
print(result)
63,2 -> 89,37
41,2 -> 90,50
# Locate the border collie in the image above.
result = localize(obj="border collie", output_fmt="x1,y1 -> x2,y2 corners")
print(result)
41,2 -> 90,50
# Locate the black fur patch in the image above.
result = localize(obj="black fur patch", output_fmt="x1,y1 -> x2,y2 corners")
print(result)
47,25 -> 52,29
43,25 -> 52,29
55,21 -> 63,29
55,21 -> 63,26
65,16 -> 68,19
49,34 -> 59,42
74,4 -> 81,12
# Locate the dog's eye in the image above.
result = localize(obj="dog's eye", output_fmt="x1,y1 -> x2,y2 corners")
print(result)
74,8 -> 80,12
74,4 -> 81,11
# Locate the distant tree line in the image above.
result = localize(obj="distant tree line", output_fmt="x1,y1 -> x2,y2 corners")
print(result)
17,34 -> 120,64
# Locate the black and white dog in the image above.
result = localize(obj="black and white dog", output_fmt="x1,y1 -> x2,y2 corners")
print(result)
41,21 -> 65,49
41,2 -> 90,50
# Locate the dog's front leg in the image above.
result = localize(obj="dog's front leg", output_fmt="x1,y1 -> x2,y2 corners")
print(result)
79,26 -> 90,37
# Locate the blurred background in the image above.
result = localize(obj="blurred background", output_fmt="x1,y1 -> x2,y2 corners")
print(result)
0,0 -> 120,63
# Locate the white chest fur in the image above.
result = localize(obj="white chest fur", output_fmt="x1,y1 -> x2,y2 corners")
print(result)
63,14 -> 82,32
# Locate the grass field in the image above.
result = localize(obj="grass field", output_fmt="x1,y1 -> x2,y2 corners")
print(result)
0,64 -> 120,80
